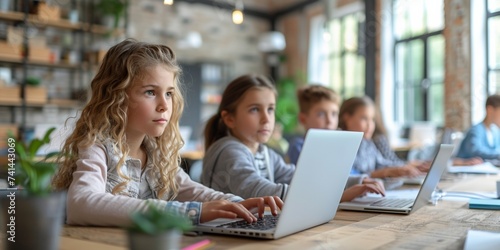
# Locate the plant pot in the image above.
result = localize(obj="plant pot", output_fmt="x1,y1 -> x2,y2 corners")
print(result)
128,229 -> 182,250
0,191 -> 66,250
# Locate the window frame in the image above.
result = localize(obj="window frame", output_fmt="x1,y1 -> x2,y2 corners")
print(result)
392,0 -> 444,125
306,1 -> 365,98
325,11 -> 366,98
486,0 -> 500,94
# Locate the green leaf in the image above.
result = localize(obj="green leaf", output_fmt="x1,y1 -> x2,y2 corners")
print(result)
13,127 -> 60,196
275,78 -> 299,134
30,161 -> 58,195
42,127 -> 56,144
45,151 -> 60,160
14,141 -> 28,162
28,139 -> 43,158
129,202 -> 193,234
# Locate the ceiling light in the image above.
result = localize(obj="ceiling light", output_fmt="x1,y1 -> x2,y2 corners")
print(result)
164,0 -> 173,5
232,10 -> 243,24
258,31 -> 286,52
232,0 -> 244,24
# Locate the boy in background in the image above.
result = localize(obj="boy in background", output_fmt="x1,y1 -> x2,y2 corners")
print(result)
286,85 -> 341,165
457,94 -> 500,160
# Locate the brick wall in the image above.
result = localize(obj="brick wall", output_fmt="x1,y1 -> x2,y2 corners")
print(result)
128,0 -> 270,79
444,0 -> 471,131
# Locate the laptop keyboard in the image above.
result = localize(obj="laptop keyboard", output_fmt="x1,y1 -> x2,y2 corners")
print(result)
370,198 -> 414,208
216,214 -> 280,231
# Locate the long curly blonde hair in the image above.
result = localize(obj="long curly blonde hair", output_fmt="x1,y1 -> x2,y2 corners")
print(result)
52,39 -> 184,199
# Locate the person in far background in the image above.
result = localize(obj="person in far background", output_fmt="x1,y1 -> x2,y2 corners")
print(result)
371,107 -> 406,165
457,94 -> 500,161
367,102 -> 482,169
339,96 -> 426,178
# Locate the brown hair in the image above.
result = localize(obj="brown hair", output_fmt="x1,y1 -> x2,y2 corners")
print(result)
372,106 -> 387,137
53,39 -> 184,199
486,94 -> 500,108
204,74 -> 276,150
297,85 -> 341,113
338,96 -> 374,130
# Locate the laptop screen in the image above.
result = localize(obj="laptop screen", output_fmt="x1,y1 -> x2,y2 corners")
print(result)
411,144 -> 454,212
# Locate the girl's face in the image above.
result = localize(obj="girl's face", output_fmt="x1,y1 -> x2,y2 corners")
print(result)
126,65 -> 175,140
343,105 -> 375,138
299,100 -> 339,130
223,88 -> 276,153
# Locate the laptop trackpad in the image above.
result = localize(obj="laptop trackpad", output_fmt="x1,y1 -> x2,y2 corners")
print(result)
199,218 -> 242,227
347,196 -> 384,204
198,210 -> 274,227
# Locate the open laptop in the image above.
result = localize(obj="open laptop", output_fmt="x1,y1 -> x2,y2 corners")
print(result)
338,144 -> 454,214
194,129 -> 363,239
447,162 -> 499,174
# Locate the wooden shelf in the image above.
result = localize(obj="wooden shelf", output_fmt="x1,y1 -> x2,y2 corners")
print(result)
0,98 -> 82,108
0,11 -> 121,35
0,56 -> 82,69
48,98 -> 82,107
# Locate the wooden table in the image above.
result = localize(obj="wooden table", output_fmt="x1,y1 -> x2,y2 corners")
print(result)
181,150 -> 204,161
54,174 -> 500,249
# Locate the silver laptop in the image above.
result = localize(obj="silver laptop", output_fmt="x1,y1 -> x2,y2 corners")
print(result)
194,129 -> 363,239
338,144 -> 454,214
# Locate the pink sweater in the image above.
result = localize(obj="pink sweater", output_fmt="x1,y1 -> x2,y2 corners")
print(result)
66,142 -> 242,226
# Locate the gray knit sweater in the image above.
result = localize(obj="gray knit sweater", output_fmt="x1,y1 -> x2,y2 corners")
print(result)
201,136 -> 366,199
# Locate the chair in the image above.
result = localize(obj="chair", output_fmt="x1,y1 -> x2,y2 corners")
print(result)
189,160 -> 203,183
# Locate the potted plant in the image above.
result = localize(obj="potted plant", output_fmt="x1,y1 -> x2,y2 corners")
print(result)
96,0 -> 127,30
128,202 -> 193,250
275,77 -> 299,134
2,127 -> 65,250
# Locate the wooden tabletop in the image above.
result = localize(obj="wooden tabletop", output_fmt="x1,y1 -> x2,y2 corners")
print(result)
26,174 -> 500,249
181,150 -> 204,161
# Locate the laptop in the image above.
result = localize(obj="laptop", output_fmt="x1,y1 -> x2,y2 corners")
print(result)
338,144 -> 454,214
448,162 -> 499,174
399,176 -> 426,185
194,129 -> 363,239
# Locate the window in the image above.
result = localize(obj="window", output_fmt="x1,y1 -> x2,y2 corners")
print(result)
327,13 -> 365,98
393,0 -> 444,125
487,0 -> 500,93
308,10 -> 365,99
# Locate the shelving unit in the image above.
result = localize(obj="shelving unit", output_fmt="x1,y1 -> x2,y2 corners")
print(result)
0,1 -> 126,139
0,11 -> 111,34
199,63 -> 230,121
180,62 -> 231,141
0,56 -> 81,68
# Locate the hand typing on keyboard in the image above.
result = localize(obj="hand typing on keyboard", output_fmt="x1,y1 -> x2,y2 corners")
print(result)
200,196 -> 283,223
217,215 -> 280,230
341,178 -> 386,202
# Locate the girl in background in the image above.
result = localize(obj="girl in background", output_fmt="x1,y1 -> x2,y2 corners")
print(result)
339,96 -> 425,178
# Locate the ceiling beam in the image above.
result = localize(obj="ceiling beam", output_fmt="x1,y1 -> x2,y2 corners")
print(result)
174,0 -> 270,19
174,0 -> 321,21
173,0 -> 321,32
271,0 -> 321,19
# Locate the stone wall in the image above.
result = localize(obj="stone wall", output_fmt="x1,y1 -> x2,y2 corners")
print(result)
128,0 -> 270,79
